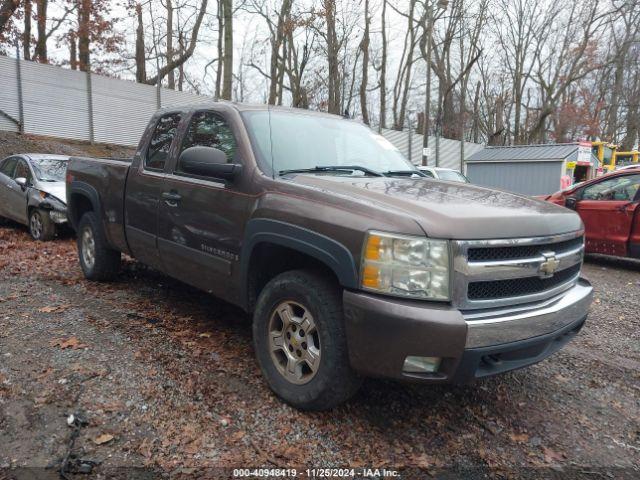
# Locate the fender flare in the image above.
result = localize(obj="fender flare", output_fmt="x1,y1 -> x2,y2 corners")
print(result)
240,219 -> 359,306
67,181 -> 101,230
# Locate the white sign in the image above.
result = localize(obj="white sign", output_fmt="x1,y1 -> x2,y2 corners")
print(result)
422,147 -> 433,158
577,145 -> 591,164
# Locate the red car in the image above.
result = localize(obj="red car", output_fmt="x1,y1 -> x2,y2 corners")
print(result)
541,167 -> 640,258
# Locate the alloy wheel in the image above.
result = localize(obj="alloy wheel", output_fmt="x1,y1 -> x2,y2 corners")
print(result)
30,212 -> 42,239
81,226 -> 96,270
268,301 -> 321,385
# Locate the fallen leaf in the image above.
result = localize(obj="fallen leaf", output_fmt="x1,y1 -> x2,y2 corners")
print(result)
509,432 -> 529,443
38,304 -> 71,313
198,332 -> 212,338
94,433 -> 114,445
50,337 -> 88,350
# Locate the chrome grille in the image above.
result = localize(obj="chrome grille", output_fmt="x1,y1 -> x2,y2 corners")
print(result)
452,231 -> 585,310
467,237 -> 584,262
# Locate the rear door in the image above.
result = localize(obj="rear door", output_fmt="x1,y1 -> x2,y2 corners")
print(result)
576,173 -> 640,256
124,112 -> 183,270
157,108 -> 252,302
0,157 -> 18,219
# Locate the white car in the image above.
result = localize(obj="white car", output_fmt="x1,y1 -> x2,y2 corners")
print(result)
417,166 -> 470,183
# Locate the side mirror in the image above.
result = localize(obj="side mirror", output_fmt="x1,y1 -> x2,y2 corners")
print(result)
15,177 -> 27,189
565,196 -> 578,210
178,146 -> 241,181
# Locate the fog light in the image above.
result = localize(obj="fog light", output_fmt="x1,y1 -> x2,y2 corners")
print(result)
403,356 -> 441,374
49,210 -> 67,223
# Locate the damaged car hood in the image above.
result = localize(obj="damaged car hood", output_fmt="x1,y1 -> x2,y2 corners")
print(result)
36,181 -> 67,204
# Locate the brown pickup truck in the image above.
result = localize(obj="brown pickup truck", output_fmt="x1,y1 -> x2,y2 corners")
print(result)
66,102 -> 593,410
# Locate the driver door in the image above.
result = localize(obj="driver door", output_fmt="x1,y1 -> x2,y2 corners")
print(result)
576,173 -> 640,256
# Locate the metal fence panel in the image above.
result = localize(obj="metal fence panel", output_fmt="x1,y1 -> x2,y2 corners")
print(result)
161,87 -> 207,108
0,56 -> 20,132
91,73 -> 158,147
20,59 -> 90,141
380,128 -> 484,171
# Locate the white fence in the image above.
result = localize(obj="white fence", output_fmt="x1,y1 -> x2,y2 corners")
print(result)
0,54 -> 205,147
0,54 -> 485,168
381,128 -> 484,171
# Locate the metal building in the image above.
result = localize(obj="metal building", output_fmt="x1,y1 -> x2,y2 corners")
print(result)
466,143 -> 600,196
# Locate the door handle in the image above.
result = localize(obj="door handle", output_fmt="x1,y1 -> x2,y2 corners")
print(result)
162,191 -> 182,206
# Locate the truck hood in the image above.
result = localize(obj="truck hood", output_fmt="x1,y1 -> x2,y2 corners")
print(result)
36,181 -> 67,204
289,175 -> 582,239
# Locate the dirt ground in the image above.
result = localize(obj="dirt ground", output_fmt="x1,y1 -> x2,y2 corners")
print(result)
0,132 -> 135,160
0,222 -> 638,479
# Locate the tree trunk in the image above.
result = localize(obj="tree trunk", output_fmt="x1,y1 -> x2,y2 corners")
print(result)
69,31 -> 77,70
378,0 -> 387,130
215,0 -> 223,98
34,0 -> 48,62
358,0 -> 370,124
221,0 -> 233,100
135,3 -> 146,82
23,0 -> 31,60
268,0 -> 292,105
166,0 -> 175,89
77,0 -> 91,72
324,0 -> 340,114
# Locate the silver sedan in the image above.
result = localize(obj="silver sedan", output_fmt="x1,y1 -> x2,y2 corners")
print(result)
0,154 -> 70,240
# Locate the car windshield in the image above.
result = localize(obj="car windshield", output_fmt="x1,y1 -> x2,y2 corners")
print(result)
242,110 -> 416,176
437,169 -> 469,183
31,158 -> 67,182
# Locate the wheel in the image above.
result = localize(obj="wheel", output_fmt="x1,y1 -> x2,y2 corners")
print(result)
29,209 -> 55,241
77,212 -> 121,281
253,269 -> 362,410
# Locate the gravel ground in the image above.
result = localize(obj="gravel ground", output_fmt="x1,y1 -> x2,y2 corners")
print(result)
0,224 -> 638,479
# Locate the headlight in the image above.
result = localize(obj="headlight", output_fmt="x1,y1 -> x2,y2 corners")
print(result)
361,231 -> 450,300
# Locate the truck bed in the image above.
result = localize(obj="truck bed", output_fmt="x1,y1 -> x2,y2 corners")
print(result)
67,156 -> 132,254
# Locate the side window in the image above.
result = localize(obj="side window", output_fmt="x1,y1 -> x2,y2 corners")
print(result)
0,157 -> 18,177
422,169 -> 435,178
582,175 -> 640,201
178,111 -> 238,172
14,160 -> 32,182
146,113 -> 182,171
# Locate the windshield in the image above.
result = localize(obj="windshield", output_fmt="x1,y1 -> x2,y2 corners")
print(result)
31,158 -> 68,182
242,110 -> 416,176
437,170 -> 469,183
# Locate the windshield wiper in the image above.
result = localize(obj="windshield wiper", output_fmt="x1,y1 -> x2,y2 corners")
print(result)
384,170 -> 426,177
279,165 -> 385,177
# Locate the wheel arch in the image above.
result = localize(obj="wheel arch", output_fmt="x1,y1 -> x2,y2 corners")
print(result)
67,181 -> 101,231
240,219 -> 359,312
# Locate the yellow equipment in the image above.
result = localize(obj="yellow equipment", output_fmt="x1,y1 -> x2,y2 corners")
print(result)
613,150 -> 639,167
591,141 -> 617,171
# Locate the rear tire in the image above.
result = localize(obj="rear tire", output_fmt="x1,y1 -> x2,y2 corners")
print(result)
29,209 -> 55,241
77,212 -> 120,281
253,269 -> 362,411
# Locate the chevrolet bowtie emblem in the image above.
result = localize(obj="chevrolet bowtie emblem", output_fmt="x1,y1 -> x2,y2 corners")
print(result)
539,251 -> 560,278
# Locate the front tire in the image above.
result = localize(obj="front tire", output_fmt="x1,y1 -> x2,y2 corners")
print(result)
77,212 -> 121,281
253,269 -> 362,410
29,209 -> 55,241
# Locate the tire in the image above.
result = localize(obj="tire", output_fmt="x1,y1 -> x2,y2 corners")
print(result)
29,208 -> 56,241
253,269 -> 362,411
77,212 -> 121,281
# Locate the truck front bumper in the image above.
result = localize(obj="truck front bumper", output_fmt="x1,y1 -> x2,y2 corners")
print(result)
343,278 -> 593,383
